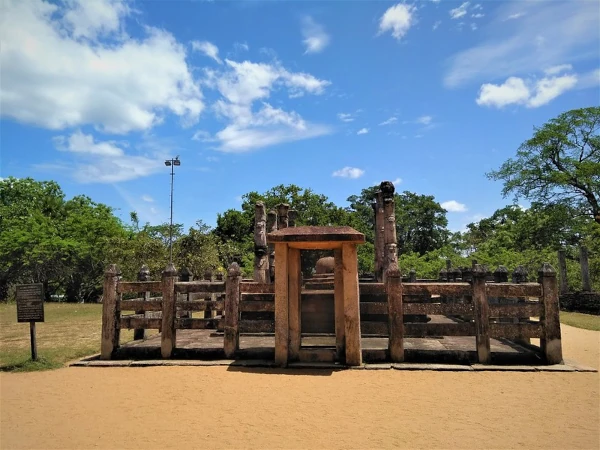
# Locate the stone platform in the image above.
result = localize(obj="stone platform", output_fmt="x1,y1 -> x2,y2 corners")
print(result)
96,328 -> 550,366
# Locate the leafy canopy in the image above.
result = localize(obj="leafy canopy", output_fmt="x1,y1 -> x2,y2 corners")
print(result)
487,106 -> 600,223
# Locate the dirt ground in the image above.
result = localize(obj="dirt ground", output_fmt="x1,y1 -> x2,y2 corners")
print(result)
1,325 -> 598,450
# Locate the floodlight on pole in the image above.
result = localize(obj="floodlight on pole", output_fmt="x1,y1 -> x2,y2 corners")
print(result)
164,156 -> 181,264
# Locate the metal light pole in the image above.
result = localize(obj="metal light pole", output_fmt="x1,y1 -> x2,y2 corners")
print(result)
164,156 -> 181,263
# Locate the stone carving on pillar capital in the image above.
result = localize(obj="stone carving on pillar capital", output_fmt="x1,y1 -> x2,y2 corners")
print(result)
386,243 -> 398,268
380,180 -> 395,200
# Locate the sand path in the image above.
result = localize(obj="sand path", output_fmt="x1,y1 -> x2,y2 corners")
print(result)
1,324 -> 598,450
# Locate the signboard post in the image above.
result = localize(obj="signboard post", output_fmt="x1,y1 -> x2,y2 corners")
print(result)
16,283 -> 45,361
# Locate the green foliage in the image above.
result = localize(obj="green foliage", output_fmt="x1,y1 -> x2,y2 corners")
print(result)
346,186 -> 450,255
0,178 -> 129,301
487,106 -> 600,224
398,245 -> 468,279
175,221 -> 221,278
215,184 -> 355,275
460,202 -> 599,290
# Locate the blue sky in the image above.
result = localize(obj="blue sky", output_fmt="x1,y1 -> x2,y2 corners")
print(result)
1,0 -> 599,233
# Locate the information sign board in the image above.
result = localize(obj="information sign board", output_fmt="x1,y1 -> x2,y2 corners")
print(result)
16,283 -> 45,323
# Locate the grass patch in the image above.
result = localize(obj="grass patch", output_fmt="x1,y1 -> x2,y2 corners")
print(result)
0,303 -> 145,371
0,356 -> 63,372
560,311 -> 600,331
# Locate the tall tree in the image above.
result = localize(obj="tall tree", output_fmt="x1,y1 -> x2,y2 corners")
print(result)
487,107 -> 600,224
214,184 -> 354,275
347,187 -> 449,256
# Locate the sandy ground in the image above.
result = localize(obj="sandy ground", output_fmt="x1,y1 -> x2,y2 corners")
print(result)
1,325 -> 598,450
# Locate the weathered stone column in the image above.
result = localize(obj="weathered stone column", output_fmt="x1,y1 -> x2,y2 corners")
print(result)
288,209 -> 298,227
134,264 -> 151,340
511,265 -> 530,342
580,246 -> 591,292
386,264 -> 404,362
409,269 -> 416,283
493,265 -> 509,283
101,264 -> 119,360
177,267 -> 192,320
253,202 -> 269,283
439,267 -> 448,282
373,193 -> 385,282
372,199 -> 379,280
381,181 -> 396,282
512,265 -> 528,283
539,263 -> 563,364
558,250 -> 568,295
274,243 -> 289,366
224,262 -> 241,358
288,247 -> 302,362
384,244 -> 398,283
160,263 -> 178,358
203,270 -> 214,319
267,209 -> 277,283
333,248 -> 345,360
342,243 -> 362,366
472,264 -> 491,363
277,203 -> 289,229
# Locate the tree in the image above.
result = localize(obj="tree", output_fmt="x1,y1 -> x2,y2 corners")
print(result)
487,107 -> 600,224
0,178 -> 129,301
0,177 -> 68,300
175,221 -> 221,278
61,195 -> 128,302
214,184 -> 354,275
347,187 -> 449,256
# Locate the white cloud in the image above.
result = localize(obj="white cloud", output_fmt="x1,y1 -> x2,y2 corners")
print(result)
450,2 -> 470,20
301,16 -> 330,54
53,130 -> 123,157
444,1 -> 599,88
192,130 -> 213,141
142,195 -> 154,203
391,177 -> 402,186
233,42 -> 249,52
332,167 -> 365,179
338,113 -> 354,122
213,102 -> 331,152
506,12 -> 525,20
476,77 -> 531,108
416,115 -> 432,125
202,59 -> 332,152
471,13 -> 484,19
527,74 -> 578,107
379,117 -> 397,126
476,74 -> 578,108
206,156 -> 219,162
378,3 -> 417,41
433,20 -> 441,30
46,131 -> 163,183
544,64 -> 572,75
357,128 -> 369,135
441,200 -> 468,212
577,68 -> 600,89
0,0 -> 203,134
191,40 -> 222,64
63,0 -> 130,39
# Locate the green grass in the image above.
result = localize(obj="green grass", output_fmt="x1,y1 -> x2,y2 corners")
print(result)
0,303 -> 139,371
560,311 -> 600,331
